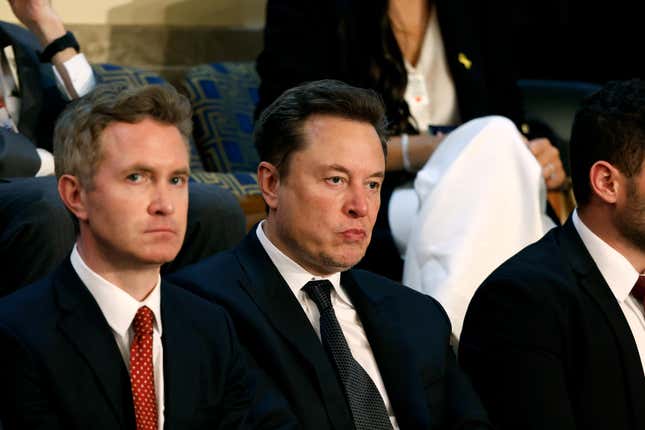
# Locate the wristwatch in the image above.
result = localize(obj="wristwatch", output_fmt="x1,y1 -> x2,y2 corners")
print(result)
39,31 -> 80,63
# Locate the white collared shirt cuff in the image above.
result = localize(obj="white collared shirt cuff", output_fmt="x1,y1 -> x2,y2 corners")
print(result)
35,148 -> 55,176
53,53 -> 96,100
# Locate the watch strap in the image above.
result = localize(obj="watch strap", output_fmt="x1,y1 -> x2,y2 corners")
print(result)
38,31 -> 80,63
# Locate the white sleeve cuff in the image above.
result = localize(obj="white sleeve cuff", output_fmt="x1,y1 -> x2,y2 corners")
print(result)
53,53 -> 97,100
35,148 -> 55,177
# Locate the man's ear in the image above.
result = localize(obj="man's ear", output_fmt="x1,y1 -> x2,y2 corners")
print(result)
58,174 -> 89,221
257,161 -> 280,210
589,161 -> 622,205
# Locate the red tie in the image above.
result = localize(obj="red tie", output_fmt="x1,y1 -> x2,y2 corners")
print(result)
631,275 -> 645,306
130,306 -> 158,430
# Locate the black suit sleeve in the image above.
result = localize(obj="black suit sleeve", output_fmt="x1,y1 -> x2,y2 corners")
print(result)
458,277 -> 576,430
215,312 -> 253,429
421,295 -> 493,429
0,323 -> 64,430
0,130 -> 40,177
443,346 -> 494,430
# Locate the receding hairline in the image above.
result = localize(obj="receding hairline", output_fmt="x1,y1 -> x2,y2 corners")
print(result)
299,112 -> 387,150
278,113 -> 387,178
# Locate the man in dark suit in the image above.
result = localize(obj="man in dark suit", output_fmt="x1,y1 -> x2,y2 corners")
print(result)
255,0 -> 568,281
0,1 -> 246,295
169,79 -> 491,429
0,84 -> 250,429
459,79 -> 645,429
0,19 -> 67,177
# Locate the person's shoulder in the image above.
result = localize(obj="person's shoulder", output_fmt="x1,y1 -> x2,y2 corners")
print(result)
168,247 -> 239,285
349,269 -> 449,318
164,279 -> 229,319
162,280 -> 237,337
350,268 -> 438,299
0,273 -> 57,333
466,225 -> 578,324
484,225 -> 569,291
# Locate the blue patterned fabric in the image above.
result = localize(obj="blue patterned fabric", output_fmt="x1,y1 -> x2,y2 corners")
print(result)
91,63 -> 205,172
92,63 -> 166,88
189,171 -> 260,198
181,62 -> 260,173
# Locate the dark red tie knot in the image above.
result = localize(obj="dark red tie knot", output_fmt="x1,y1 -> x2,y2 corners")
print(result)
631,275 -> 645,303
132,306 -> 154,338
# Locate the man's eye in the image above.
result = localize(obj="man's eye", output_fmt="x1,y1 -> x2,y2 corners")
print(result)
127,173 -> 142,182
170,176 -> 186,185
368,181 -> 381,190
327,176 -> 344,185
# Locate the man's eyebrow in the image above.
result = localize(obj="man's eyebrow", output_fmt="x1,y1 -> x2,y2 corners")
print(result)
172,167 -> 190,176
122,165 -> 153,174
121,165 -> 190,175
327,164 -> 385,179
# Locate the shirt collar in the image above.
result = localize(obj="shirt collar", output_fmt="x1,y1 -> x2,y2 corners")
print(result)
255,221 -> 350,306
70,244 -> 162,337
572,209 -> 640,302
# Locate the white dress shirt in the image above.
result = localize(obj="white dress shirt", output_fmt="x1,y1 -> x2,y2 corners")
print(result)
572,210 -> 645,373
403,3 -> 460,132
70,244 -> 165,428
52,52 -> 96,101
256,222 -> 400,429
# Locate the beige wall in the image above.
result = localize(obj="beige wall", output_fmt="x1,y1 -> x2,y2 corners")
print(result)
0,0 -> 266,28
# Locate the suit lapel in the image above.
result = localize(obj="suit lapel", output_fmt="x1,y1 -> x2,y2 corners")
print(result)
341,271 -> 430,429
161,283 -> 200,426
54,260 -> 134,428
561,218 -> 645,426
235,232 -> 331,370
234,231 -> 353,429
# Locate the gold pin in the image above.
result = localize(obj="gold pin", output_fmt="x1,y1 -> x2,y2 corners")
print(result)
458,52 -> 472,70
521,123 -> 530,135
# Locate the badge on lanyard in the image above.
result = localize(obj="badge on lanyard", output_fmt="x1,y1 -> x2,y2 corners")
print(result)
407,71 -> 429,108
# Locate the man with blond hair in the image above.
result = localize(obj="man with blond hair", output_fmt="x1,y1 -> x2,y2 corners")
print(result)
0,84 -> 251,429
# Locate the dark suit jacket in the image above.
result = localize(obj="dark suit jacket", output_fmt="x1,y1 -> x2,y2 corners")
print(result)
169,229 -> 491,430
0,258 -> 251,429
254,0 -> 554,281
459,217 -> 645,429
0,21 -> 68,177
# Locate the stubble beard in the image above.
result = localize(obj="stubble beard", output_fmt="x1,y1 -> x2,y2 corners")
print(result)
615,178 -> 645,253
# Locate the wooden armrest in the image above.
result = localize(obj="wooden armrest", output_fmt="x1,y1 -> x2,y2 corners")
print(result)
237,193 -> 266,231
547,188 -> 576,224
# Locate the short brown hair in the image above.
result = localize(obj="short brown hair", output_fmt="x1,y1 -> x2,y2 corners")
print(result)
254,79 -> 388,177
54,84 -> 193,187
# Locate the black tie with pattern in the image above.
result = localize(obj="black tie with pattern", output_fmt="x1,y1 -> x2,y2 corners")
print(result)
302,280 -> 393,430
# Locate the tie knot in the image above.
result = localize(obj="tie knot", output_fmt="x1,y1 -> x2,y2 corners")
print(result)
132,306 -> 154,337
302,279 -> 333,312
633,275 -> 645,302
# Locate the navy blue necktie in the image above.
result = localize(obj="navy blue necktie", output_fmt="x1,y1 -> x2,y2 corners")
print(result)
303,280 -> 393,430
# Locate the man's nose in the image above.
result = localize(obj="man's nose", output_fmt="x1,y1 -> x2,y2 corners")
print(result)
148,184 -> 175,215
344,184 -> 369,218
